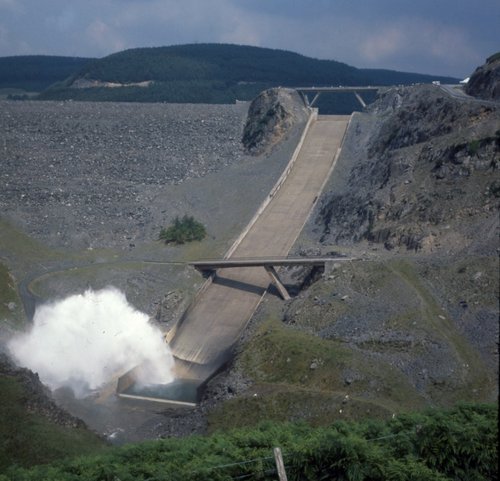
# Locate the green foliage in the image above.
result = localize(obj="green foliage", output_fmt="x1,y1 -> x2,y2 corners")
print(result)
159,215 -> 207,245
488,180 -> 500,198
0,262 -> 24,326
486,52 -> 500,64
467,139 -> 481,155
71,44 -> 457,87
0,376 -> 107,473
207,318 -> 427,431
1,404 -> 496,480
31,44 -> 457,109
71,44 -> 360,86
0,55 -> 92,91
38,79 -> 269,104
6,93 -> 30,100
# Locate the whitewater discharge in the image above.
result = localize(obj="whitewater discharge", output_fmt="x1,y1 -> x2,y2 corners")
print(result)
8,287 -> 175,397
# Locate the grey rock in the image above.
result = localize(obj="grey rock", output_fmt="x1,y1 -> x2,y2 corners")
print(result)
242,88 -> 309,155
465,55 -> 500,100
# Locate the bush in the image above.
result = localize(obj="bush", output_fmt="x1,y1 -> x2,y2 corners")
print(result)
2,403 -> 497,480
467,139 -> 480,155
159,215 -> 206,244
486,52 -> 500,64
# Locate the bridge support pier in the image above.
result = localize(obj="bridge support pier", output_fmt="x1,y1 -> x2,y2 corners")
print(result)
190,257 -> 356,301
310,92 -> 322,107
264,266 -> 291,300
295,86 -> 381,111
354,91 -> 367,108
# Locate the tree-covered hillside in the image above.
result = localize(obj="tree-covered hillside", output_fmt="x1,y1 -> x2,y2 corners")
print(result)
0,55 -> 92,92
66,43 -> 363,85
66,43 -> 457,86
32,44 -> 457,108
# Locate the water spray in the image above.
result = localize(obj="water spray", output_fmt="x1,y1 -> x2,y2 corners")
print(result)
8,287 -> 174,397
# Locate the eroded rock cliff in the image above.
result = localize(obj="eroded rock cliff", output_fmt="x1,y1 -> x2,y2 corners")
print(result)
0,352 -> 86,428
242,88 -> 310,155
314,84 -> 499,253
465,53 -> 500,100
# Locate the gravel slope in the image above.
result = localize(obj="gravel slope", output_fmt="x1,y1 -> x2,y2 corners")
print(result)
1,100 -> 285,249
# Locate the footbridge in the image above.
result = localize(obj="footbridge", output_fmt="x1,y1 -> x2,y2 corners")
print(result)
118,112 -> 351,405
295,86 -> 383,108
190,256 -> 355,301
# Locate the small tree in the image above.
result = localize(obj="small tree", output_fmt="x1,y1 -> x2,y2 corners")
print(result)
159,215 -> 207,244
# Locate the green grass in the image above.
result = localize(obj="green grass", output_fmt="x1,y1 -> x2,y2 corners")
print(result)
388,259 -> 495,403
2,403 -> 497,480
209,256 -> 498,431
208,318 -> 427,432
431,256 -> 499,310
0,262 -> 24,327
0,219 -> 57,265
0,218 -> 129,272
0,376 -> 107,473
208,385 -> 394,433
467,139 -> 481,155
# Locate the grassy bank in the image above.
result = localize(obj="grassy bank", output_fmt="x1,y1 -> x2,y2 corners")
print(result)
1,403 -> 496,480
0,376 -> 107,473
208,318 -> 427,431
0,262 -> 24,327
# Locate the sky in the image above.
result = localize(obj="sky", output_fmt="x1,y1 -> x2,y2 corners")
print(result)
0,0 -> 498,78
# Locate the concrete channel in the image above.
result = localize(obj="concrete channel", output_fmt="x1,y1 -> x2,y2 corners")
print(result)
118,112 -> 351,405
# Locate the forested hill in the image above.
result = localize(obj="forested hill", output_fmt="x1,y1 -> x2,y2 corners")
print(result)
3,44 -> 458,108
0,55 -> 92,92
68,43 -> 457,86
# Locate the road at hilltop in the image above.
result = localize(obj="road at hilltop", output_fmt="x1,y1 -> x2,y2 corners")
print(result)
439,83 -> 499,107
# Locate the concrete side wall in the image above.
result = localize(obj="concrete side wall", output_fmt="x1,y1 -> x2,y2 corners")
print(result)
165,108 -> 318,344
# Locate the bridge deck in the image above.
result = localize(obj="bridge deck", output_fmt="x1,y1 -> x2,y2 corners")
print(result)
295,86 -> 383,92
190,256 -> 354,270
167,115 -> 350,374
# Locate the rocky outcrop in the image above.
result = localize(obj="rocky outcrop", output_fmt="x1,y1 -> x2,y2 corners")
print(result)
0,352 -> 86,428
242,88 -> 310,155
465,53 -> 500,100
313,84 -> 500,252
281,81 -> 499,410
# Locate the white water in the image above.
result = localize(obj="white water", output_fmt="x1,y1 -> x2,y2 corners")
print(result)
8,287 -> 174,397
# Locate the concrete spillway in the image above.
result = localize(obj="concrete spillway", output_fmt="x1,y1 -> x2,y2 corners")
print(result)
118,113 -> 350,404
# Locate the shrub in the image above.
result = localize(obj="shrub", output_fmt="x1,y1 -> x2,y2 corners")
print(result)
467,139 -> 480,155
486,52 -> 500,64
159,215 -> 206,244
1,403 -> 497,480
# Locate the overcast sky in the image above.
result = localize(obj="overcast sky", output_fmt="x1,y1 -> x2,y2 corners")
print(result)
0,0 -> 498,78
